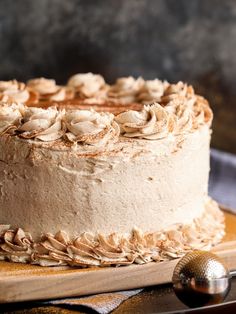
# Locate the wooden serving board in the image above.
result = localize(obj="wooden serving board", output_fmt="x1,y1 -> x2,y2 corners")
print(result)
0,209 -> 236,304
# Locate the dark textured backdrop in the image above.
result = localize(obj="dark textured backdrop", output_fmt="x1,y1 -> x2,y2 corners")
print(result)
0,0 -> 236,152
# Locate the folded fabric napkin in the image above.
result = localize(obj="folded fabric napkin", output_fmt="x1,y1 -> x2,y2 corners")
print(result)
37,148 -> 235,314
44,289 -> 142,314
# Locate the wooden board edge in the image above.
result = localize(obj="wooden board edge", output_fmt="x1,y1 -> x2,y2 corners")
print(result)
1,243 -> 236,303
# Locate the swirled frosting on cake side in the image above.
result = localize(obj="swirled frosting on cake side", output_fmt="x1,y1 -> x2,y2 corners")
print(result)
0,198 -> 224,267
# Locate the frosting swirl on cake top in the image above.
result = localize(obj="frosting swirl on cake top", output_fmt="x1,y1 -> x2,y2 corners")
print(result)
0,74 -> 211,109
108,76 -> 145,103
115,103 -> 175,139
67,73 -> 108,99
0,74 -> 213,145
0,102 -> 24,135
137,79 -> 169,103
18,107 -> 65,141
0,80 -> 38,104
115,98 -> 212,139
64,109 -> 120,146
27,78 -> 74,101
0,98 -> 212,144
0,102 -> 120,146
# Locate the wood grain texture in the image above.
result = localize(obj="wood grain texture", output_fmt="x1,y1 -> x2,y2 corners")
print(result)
0,210 -> 236,304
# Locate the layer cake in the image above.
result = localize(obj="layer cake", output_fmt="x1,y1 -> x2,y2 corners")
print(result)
0,74 -> 224,267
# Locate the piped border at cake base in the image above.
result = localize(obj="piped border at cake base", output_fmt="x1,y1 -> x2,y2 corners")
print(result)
0,198 -> 225,268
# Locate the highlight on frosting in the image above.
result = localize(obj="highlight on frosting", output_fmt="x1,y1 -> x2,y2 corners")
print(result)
64,109 -> 120,146
0,198 -> 224,267
0,80 -> 37,104
67,73 -> 108,99
18,106 -> 65,141
27,78 -> 74,101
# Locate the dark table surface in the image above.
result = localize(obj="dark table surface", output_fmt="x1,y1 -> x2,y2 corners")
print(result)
2,278 -> 236,314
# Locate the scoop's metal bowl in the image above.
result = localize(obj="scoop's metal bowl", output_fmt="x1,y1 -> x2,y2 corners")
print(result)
172,250 -> 231,308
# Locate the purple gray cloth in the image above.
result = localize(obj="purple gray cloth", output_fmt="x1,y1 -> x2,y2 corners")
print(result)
209,149 -> 236,211
42,148 -> 235,313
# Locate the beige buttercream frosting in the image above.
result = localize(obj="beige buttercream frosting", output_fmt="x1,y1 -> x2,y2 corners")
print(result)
0,122 -> 213,239
27,78 -> 59,94
161,81 -> 194,103
0,74 -> 211,109
64,109 -> 120,146
115,94 -> 212,139
27,78 -> 74,101
137,79 -> 169,103
0,95 -> 211,143
67,73 -> 108,99
0,102 -> 24,135
0,104 -> 121,145
0,80 -> 37,104
0,198 -> 224,267
18,107 -> 65,141
115,103 -> 175,139
108,76 -> 145,103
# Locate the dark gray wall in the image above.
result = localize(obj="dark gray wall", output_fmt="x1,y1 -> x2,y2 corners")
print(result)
0,0 -> 236,152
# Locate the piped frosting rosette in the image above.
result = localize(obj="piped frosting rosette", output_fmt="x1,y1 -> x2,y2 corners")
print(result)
64,109 -> 120,146
164,94 -> 213,130
67,73 -> 109,102
115,95 -> 212,140
27,78 -> 74,102
160,81 -> 195,104
0,102 -> 25,135
18,107 -> 65,141
137,79 -> 169,103
193,96 -> 213,127
115,103 -> 176,139
0,80 -> 38,104
108,76 -> 145,104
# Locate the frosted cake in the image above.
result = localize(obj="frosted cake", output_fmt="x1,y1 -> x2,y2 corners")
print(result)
0,74 -> 224,267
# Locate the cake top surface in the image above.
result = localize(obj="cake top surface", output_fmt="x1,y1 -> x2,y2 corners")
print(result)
0,73 -> 212,149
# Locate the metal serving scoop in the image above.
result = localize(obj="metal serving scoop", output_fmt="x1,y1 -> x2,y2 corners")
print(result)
172,250 -> 236,308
